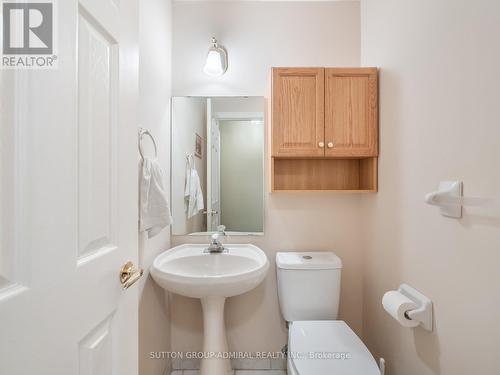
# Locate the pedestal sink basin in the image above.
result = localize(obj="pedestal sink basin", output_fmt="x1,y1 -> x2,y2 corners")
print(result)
151,244 -> 269,375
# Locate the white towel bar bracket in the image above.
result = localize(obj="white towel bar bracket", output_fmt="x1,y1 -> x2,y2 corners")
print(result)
425,181 -> 490,219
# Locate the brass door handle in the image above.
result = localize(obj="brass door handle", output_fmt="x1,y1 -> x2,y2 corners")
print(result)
120,261 -> 143,289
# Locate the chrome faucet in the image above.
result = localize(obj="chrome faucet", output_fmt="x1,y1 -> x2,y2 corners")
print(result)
206,225 -> 227,253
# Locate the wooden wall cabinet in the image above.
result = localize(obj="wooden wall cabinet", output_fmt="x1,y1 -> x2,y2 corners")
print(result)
271,67 -> 379,192
272,68 -> 325,157
325,68 -> 378,157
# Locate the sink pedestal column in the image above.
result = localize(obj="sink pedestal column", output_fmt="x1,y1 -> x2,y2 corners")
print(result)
200,297 -> 232,375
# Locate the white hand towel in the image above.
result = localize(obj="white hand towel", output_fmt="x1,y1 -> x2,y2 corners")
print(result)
184,156 -> 204,219
184,155 -> 193,200
140,158 -> 172,238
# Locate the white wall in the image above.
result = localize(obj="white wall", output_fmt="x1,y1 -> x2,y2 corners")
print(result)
171,97 -> 207,235
173,1 -> 360,96
138,1 -> 172,374
361,1 -> 500,374
170,0 -> 362,355
211,96 -> 264,114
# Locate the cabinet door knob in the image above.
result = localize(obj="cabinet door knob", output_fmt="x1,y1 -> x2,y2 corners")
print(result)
327,142 -> 334,148
318,142 -> 325,148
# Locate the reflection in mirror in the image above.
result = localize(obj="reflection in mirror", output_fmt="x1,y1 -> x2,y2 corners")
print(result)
171,97 -> 264,235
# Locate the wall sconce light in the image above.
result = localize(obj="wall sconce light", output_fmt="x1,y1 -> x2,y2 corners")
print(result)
203,37 -> 228,77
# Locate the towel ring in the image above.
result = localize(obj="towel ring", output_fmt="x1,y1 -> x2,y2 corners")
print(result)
139,128 -> 158,160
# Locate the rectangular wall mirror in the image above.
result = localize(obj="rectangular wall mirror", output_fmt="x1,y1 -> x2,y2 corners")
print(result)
171,96 -> 265,236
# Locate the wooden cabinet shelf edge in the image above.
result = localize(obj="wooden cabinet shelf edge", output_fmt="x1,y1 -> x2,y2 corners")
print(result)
271,156 -> 378,192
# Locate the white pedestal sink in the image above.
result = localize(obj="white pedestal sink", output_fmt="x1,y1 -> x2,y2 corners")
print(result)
151,244 -> 269,375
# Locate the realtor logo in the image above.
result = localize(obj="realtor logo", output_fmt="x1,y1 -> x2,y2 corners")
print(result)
1,1 -> 58,69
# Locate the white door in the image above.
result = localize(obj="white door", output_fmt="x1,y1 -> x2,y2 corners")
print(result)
0,0 -> 140,374
207,116 -> 221,232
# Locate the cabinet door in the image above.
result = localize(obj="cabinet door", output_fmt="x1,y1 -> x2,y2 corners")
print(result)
272,68 -> 325,157
325,68 -> 378,157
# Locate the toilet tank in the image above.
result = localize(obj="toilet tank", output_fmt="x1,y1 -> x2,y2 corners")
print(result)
276,252 -> 342,322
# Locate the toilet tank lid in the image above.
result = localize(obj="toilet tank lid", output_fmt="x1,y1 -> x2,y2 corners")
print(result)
276,252 -> 342,270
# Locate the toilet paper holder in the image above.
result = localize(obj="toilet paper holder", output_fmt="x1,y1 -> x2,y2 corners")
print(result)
398,284 -> 433,332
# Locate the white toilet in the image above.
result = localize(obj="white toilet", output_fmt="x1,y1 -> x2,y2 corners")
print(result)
276,252 -> 381,375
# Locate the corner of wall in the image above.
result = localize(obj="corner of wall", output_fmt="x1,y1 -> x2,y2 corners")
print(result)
138,0 -> 173,374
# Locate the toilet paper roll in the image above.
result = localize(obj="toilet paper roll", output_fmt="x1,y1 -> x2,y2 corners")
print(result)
382,290 -> 420,328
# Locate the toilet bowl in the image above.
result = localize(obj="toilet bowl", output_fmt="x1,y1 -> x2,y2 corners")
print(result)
287,321 -> 380,375
276,252 -> 380,375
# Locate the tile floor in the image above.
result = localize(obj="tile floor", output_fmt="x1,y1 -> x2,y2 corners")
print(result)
170,357 -> 287,374
171,371 -> 286,375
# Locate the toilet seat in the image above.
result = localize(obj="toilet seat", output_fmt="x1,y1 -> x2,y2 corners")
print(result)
288,320 -> 380,375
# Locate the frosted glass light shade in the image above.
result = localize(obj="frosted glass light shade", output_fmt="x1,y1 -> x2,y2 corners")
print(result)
203,38 -> 228,77
203,50 -> 224,76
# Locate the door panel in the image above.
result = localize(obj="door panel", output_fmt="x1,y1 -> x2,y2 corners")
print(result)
272,68 -> 324,157
78,7 -> 119,261
0,72 -> 21,291
325,68 -> 378,157
78,314 -> 114,375
0,0 -> 139,374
